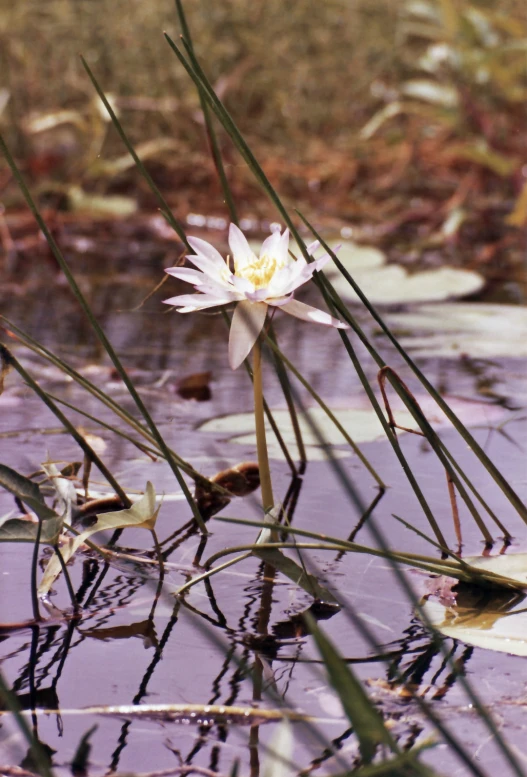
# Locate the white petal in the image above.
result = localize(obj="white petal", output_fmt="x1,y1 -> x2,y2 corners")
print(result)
313,254 -> 331,271
187,236 -> 226,268
232,275 -> 255,294
186,254 -> 231,286
259,229 -> 282,259
276,299 -> 349,328
275,229 -> 290,266
165,266 -> 207,285
268,257 -> 310,296
197,280 -> 243,299
229,300 -> 268,369
163,292 -> 233,311
306,239 -> 320,255
229,223 -> 257,271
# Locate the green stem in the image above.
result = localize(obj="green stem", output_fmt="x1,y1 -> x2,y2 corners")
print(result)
253,338 -> 274,512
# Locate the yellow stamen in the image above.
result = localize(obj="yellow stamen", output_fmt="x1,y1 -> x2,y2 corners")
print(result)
236,254 -> 284,290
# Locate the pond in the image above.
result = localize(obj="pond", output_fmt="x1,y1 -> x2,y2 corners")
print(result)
1,219 -> 526,777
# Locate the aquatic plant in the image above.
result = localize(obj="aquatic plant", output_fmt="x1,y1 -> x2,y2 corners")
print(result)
164,223 -> 348,370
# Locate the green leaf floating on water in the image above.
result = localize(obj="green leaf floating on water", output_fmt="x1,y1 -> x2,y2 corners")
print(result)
0,463 -> 64,544
39,482 -> 160,596
422,553 -> 527,656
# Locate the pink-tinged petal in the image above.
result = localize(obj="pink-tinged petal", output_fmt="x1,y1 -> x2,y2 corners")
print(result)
187,236 -> 226,268
229,223 -> 257,270
245,288 -> 270,302
229,300 -> 268,369
278,299 -> 349,328
312,253 -> 331,272
264,293 -> 293,307
306,239 -> 320,255
163,292 -> 234,311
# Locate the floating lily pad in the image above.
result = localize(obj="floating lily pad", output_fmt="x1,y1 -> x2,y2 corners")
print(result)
324,242 -> 386,272
199,396 -> 504,461
388,303 -> 527,358
327,262 -> 484,305
422,554 -> 527,656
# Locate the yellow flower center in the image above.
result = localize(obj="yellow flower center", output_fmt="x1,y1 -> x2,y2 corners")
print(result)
236,254 -> 283,290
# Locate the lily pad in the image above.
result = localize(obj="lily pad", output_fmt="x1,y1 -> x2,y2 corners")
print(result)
388,303 -> 527,358
327,263 -> 484,305
422,553 -> 527,656
199,396 -> 504,461
324,242 -> 386,273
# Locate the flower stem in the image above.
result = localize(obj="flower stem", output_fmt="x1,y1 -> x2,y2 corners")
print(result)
253,337 -> 274,511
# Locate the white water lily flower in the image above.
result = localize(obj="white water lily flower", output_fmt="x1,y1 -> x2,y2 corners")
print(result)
164,223 -> 348,369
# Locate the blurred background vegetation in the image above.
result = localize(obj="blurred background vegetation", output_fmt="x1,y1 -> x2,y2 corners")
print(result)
0,0 -> 525,270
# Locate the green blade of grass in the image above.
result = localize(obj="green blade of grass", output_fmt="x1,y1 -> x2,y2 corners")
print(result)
267,325 -> 307,469
305,614 -> 398,764
210,519 -> 525,590
378,367 -> 493,544
174,0 -> 239,226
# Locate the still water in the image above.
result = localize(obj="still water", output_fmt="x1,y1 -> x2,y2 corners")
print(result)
1,222 -> 526,776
